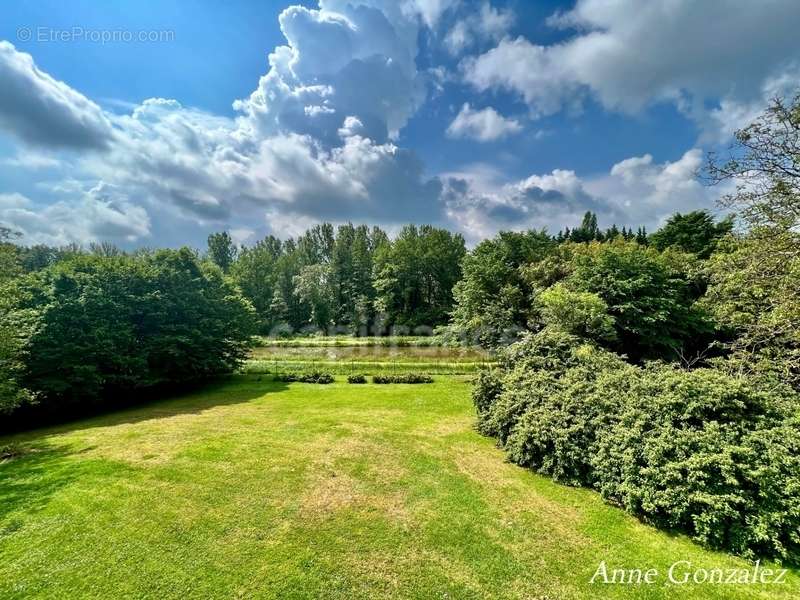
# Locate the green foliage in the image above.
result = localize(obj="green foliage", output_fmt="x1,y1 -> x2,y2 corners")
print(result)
0,282 -> 34,414
273,371 -> 334,384
538,283 -> 616,341
206,231 -> 237,272
0,227 -> 22,283
451,230 -> 554,346
566,240 -> 713,360
293,264 -> 334,331
230,235 -> 284,333
347,374 -> 367,384
594,366 -> 800,562
707,93 -> 800,233
701,232 -> 800,388
372,373 -> 433,384
2,249 -> 256,416
702,95 -> 800,389
374,225 -> 466,329
649,210 -> 733,258
476,331 -> 800,562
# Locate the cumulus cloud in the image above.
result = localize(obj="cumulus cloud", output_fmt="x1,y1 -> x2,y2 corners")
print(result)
463,0 -> 800,131
444,2 -> 514,55
0,184 -> 150,246
0,1 -> 455,246
446,103 -> 522,141
0,42 -> 113,149
235,1 -> 426,144
444,148 -> 722,243
0,0 -> 753,247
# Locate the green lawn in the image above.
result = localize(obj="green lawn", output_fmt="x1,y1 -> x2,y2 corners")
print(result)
1,377 -> 797,599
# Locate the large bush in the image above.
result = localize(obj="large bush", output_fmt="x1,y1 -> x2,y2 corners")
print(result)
2,249 -> 256,416
475,331 -> 800,562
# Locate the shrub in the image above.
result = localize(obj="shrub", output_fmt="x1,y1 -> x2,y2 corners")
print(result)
372,374 -> 433,384
274,371 -> 334,384
477,330 -> 800,562
593,367 -> 800,561
347,374 -> 367,384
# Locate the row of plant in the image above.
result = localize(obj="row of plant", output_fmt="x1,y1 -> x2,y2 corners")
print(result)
268,372 -> 434,384
474,330 -> 800,563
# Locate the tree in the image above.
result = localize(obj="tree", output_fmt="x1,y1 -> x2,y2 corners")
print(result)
566,240 -> 713,360
569,211 -> 600,242
0,280 -> 34,413
293,264 -> 334,331
649,210 -> 733,258
0,226 -> 22,282
450,230 -> 553,346
704,93 -> 800,388
3,249 -> 256,416
539,283 -> 616,342
374,225 -> 466,330
230,235 -> 283,332
707,93 -> 800,233
206,231 -> 237,272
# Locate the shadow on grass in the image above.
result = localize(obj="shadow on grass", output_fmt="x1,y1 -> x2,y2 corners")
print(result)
1,375 -> 289,440
0,444 -> 106,524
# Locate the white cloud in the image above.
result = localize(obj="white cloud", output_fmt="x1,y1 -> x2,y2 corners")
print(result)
0,184 -> 150,246
2,150 -> 61,170
445,2 -> 514,56
236,1 -> 426,143
0,41 -> 113,149
446,103 -> 522,141
403,0 -> 460,28
463,0 -> 800,134
444,148 -> 725,242
0,1 -> 750,248
0,2 -> 454,246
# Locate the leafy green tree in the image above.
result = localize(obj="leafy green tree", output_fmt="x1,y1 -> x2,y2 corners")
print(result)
707,93 -> 800,233
569,211 -> 600,242
566,240 -> 713,360
451,230 -> 554,346
0,281 -> 34,414
374,225 -> 466,330
230,235 -> 283,332
3,249 -> 255,415
649,210 -> 733,258
704,93 -> 800,387
206,231 -> 237,272
293,263 -> 334,331
0,226 -> 22,282
702,233 -> 800,387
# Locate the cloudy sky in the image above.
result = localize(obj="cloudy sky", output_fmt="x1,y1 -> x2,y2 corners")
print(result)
1,0 -> 799,247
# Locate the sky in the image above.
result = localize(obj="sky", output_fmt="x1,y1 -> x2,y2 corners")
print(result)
1,0 -> 799,248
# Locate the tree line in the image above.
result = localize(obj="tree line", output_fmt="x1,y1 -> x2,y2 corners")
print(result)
209,223 -> 466,334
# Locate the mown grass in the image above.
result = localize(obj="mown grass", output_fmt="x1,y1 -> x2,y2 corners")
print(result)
1,376 -> 796,599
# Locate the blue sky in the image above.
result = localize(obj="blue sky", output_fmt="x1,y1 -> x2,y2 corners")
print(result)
1,0 -> 799,247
